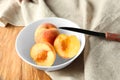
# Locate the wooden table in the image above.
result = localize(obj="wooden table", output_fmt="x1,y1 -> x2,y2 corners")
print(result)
0,24 -> 51,80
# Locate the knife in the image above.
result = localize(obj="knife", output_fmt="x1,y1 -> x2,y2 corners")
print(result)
59,27 -> 120,42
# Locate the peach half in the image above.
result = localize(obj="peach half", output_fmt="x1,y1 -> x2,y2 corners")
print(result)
30,42 -> 56,66
34,23 -> 59,45
54,34 -> 80,59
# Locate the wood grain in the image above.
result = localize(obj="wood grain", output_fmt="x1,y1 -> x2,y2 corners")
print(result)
0,24 -> 51,80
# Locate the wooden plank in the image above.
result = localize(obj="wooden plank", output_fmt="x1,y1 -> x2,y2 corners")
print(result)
0,25 -> 51,80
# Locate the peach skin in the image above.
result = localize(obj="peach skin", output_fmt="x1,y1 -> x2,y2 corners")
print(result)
35,23 -> 59,45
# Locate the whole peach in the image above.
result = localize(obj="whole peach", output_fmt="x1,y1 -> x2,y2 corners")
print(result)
35,23 -> 59,45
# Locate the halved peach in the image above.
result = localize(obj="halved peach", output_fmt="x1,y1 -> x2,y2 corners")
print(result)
54,34 -> 80,59
34,23 -> 59,45
30,42 -> 56,66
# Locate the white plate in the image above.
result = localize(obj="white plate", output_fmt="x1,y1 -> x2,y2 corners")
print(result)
15,17 -> 85,71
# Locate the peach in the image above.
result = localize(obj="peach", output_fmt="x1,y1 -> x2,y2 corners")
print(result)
30,42 -> 56,66
34,23 -> 59,45
54,34 -> 80,59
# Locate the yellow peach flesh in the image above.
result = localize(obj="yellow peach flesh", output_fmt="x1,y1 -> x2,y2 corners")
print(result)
54,34 -> 80,59
30,42 -> 56,66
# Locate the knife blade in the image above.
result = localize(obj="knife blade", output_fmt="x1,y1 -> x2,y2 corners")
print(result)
59,27 -> 120,42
